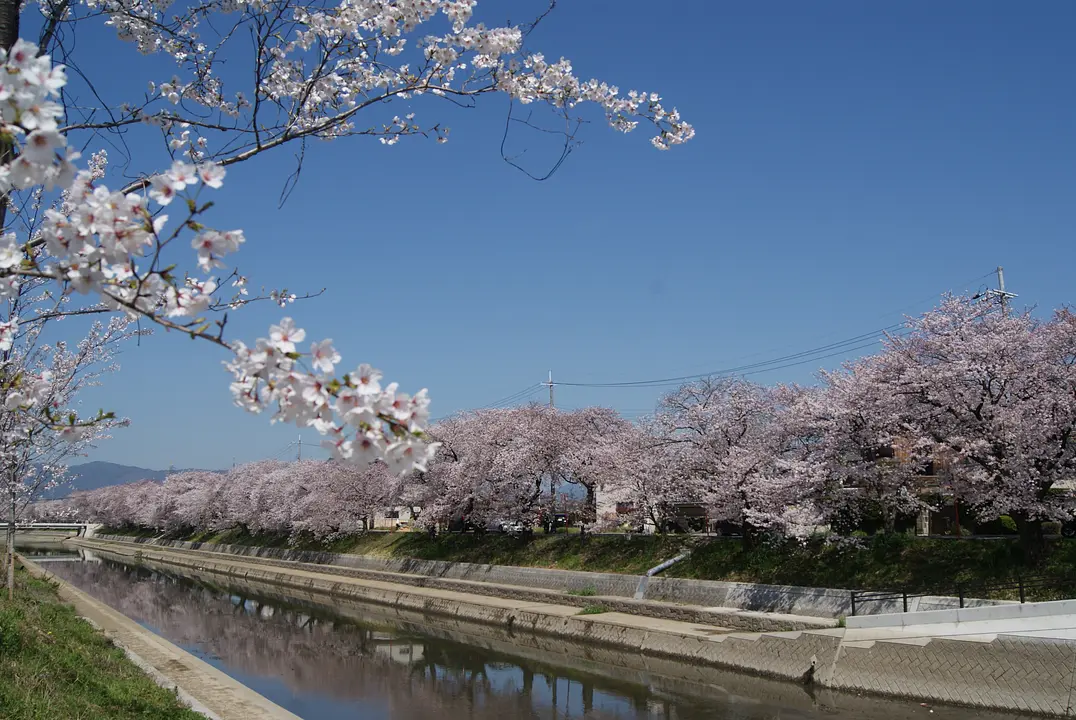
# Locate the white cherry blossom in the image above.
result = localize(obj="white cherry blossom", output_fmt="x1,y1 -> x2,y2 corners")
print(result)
310,339 -> 340,374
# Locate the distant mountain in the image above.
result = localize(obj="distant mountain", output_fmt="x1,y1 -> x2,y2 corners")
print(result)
69,461 -> 171,488
44,461 -> 194,498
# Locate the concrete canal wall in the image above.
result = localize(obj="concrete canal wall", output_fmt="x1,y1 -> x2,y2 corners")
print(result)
91,533 -> 1003,618
79,536 -> 1076,717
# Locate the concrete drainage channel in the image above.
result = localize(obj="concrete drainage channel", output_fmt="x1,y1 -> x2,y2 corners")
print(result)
633,551 -> 692,600
73,536 -> 1076,717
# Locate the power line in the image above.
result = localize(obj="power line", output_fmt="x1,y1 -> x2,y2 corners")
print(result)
487,383 -> 544,408
267,441 -> 296,462
558,325 -> 903,389
556,269 -> 999,391
432,269 -> 1003,419
429,383 -> 545,422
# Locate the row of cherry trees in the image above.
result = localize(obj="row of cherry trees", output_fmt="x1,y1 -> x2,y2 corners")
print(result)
36,296 -> 1076,551
49,460 -> 401,537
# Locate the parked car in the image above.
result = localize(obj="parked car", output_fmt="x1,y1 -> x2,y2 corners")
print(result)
497,520 -> 526,534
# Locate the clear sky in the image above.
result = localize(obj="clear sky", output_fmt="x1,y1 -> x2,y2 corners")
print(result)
70,0 -> 1075,470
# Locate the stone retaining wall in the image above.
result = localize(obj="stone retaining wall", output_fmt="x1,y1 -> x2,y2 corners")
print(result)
93,534 -> 999,618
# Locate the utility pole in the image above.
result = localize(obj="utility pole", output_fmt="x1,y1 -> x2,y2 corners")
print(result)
297,435 -> 302,461
984,265 -> 1017,313
544,370 -> 556,532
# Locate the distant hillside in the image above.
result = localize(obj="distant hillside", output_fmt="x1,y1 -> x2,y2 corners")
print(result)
44,461 -> 199,498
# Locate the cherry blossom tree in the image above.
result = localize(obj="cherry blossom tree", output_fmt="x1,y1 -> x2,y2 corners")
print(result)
414,408 -> 544,531
0,2 -> 693,476
0,312 -> 136,596
411,405 -> 630,534
23,495 -> 79,521
791,360 -> 929,534
75,457 -> 406,539
292,460 -> 400,537
655,378 -> 818,545
542,406 -> 629,532
876,296 -> 1076,555
598,421 -> 694,533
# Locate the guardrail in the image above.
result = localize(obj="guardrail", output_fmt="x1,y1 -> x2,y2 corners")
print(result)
849,574 -> 1076,616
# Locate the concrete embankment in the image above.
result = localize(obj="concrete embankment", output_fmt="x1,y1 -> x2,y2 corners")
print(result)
91,533 -> 1004,618
18,553 -> 300,720
88,534 -> 828,632
105,552 -> 1041,720
77,536 -> 1076,717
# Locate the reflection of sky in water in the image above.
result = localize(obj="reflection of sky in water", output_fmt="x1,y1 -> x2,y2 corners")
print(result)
32,548 -> 1011,720
136,614 -> 393,720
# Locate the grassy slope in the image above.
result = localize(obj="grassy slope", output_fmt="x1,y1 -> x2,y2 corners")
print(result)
0,565 -> 202,720
116,525 -> 1076,597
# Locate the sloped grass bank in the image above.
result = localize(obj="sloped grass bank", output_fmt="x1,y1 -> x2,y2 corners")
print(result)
0,564 -> 201,720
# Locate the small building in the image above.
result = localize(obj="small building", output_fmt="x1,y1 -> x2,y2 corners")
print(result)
371,506 -> 419,530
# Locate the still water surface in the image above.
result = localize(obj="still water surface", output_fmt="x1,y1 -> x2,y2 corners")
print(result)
27,546 -> 1030,720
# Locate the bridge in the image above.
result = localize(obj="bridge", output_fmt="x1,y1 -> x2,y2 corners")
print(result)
12,523 -> 90,536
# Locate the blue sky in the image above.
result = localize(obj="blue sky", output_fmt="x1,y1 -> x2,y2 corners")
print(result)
65,0 -> 1075,469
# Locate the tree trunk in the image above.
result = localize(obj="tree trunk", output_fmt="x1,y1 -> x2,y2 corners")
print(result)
0,0 -> 19,233
582,484 -> 597,536
881,504 -> 896,534
741,511 -> 758,550
7,487 -> 14,600
0,0 -> 18,49
548,477 -> 558,533
1013,512 -> 1045,563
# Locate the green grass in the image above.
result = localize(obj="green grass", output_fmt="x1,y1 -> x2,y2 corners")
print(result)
0,565 -> 202,720
99,526 -> 161,540
103,526 -> 1076,598
672,534 -> 1076,598
565,586 -> 598,597
578,605 -> 608,615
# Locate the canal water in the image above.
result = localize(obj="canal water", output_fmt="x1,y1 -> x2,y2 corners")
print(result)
25,547 -> 1029,720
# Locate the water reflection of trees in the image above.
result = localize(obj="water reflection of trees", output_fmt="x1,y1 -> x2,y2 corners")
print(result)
48,560 -> 689,719
47,558 -> 1024,720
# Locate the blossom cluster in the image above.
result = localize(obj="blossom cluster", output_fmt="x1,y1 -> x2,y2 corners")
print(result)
84,0 -> 693,153
227,320 -> 436,475
0,40 -> 74,194
0,0 -> 699,476
0,41 -> 434,472
2,368 -> 57,411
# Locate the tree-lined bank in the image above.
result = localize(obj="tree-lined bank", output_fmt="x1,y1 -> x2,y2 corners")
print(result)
96,527 -> 1076,600
36,296 -> 1076,560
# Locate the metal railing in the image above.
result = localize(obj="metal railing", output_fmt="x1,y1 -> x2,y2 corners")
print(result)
849,574 -> 1075,616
